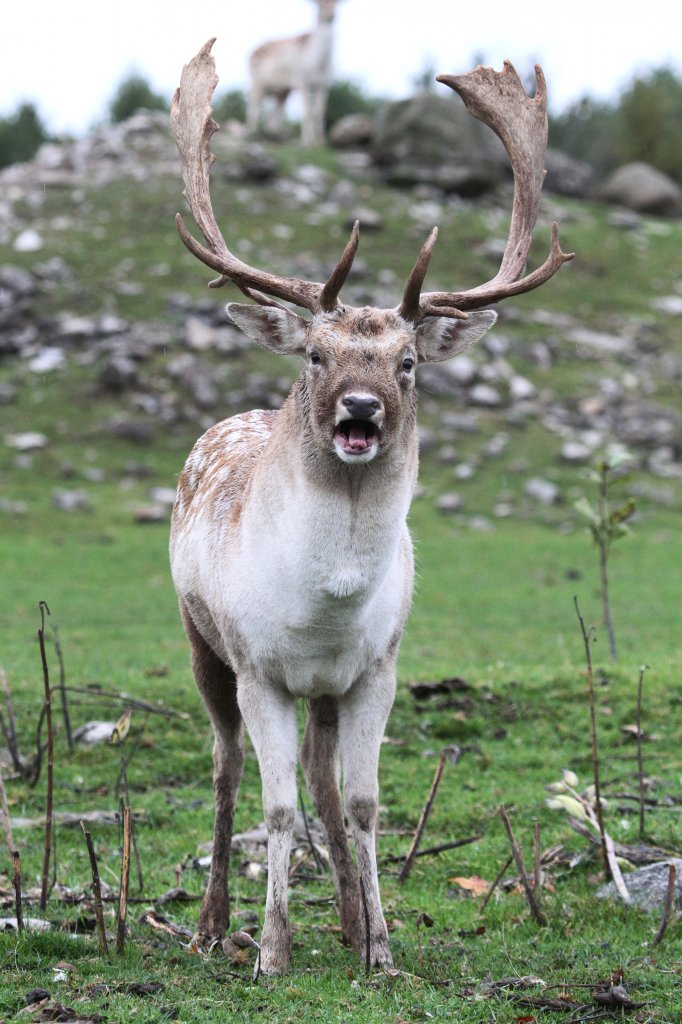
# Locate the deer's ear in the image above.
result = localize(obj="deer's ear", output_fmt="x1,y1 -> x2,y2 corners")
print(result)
227,303 -> 310,355
415,310 -> 497,363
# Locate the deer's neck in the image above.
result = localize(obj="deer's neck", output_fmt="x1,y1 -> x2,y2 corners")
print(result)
245,390 -> 418,593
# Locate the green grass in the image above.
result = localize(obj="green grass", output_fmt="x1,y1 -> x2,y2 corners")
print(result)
2,139 -> 682,1021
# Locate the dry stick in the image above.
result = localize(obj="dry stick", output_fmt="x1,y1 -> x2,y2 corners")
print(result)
12,850 -> 23,932
498,806 -> 547,926
533,821 -> 542,902
52,625 -> 73,751
59,685 -> 187,720
0,666 -> 22,773
0,763 -> 15,853
386,834 -> 481,864
480,854 -> 513,914
653,862 -> 677,946
398,746 -> 461,884
298,790 -> 325,874
116,738 -> 144,894
573,597 -> 609,876
116,804 -> 132,953
80,821 -> 109,955
38,601 -> 55,911
635,665 -> 649,839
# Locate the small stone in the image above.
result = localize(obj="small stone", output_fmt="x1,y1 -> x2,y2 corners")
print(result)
148,487 -> 177,507
469,384 -> 502,408
134,505 -> 166,523
28,347 -> 65,373
435,492 -> 463,514
560,441 -> 592,463
509,375 -> 536,401
5,431 -> 48,451
524,477 -> 560,505
651,295 -> 682,316
52,488 -> 91,511
13,228 -> 43,252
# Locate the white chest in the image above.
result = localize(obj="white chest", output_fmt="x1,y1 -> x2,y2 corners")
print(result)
193,472 -> 413,697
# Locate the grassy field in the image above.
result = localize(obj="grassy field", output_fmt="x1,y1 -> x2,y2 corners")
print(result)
1,138 -> 681,1021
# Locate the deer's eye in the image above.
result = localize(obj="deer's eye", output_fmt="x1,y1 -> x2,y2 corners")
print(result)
402,355 -> 415,373
309,349 -> 321,365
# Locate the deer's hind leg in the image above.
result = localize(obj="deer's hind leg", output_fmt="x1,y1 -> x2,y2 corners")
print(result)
180,602 -> 244,941
300,696 -> 364,952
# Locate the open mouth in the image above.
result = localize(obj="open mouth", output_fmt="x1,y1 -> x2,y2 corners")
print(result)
334,419 -> 380,455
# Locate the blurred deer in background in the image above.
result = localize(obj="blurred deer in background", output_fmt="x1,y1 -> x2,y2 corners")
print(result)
170,38 -> 573,975
246,0 -> 340,145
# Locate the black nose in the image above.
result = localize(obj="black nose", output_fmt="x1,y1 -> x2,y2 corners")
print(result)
342,394 -> 381,419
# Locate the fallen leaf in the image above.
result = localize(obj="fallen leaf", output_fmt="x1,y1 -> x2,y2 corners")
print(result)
449,875 -> 490,897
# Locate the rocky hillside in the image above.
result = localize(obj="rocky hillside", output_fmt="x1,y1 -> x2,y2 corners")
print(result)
1,112 -> 681,527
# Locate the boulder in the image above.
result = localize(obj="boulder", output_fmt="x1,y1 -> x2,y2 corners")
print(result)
371,93 -> 506,194
596,162 -> 681,217
544,147 -> 593,197
329,113 -> 375,148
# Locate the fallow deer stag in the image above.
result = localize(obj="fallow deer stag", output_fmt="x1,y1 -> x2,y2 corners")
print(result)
170,39 -> 573,976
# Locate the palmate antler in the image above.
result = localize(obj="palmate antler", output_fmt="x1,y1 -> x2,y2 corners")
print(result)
398,62 -> 574,321
172,40 -> 573,320
171,38 -> 358,314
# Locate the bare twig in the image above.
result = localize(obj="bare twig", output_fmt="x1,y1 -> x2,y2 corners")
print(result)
116,804 -> 132,953
533,821 -> 542,902
12,850 -> 23,932
636,665 -> 649,839
574,597 -> 608,872
398,746 -> 461,883
52,624 -> 73,751
0,763 -> 15,852
0,666 -> 22,772
61,685 -> 188,720
385,834 -> 481,864
653,862 -> 677,946
298,790 -> 325,874
38,601 -> 55,911
499,806 -> 547,926
81,820 -> 109,955
480,854 -> 514,914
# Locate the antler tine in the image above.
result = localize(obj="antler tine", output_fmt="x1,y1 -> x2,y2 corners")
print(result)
415,61 -> 573,316
398,227 -> 469,322
320,220 -> 360,312
171,39 -> 358,314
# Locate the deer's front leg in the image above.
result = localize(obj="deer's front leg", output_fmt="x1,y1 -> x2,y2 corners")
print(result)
338,666 -> 396,969
238,677 -> 298,976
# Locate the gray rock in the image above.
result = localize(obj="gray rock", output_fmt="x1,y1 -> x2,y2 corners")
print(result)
544,147 -> 593,197
329,114 -> 375,148
597,162 -> 682,217
28,347 -> 65,373
651,295 -> 682,316
99,355 -> 138,392
560,441 -> 593,463
469,384 -> 503,408
435,492 -> 463,514
13,228 -> 43,252
52,488 -> 91,511
5,431 -> 48,450
597,859 -> 682,911
372,93 -> 506,194
0,264 -> 36,296
524,477 -> 560,505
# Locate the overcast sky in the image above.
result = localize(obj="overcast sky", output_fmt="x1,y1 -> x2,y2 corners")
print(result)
2,0 -> 680,135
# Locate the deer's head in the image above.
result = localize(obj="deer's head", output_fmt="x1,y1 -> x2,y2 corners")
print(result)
228,302 -> 496,464
171,40 -> 573,464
